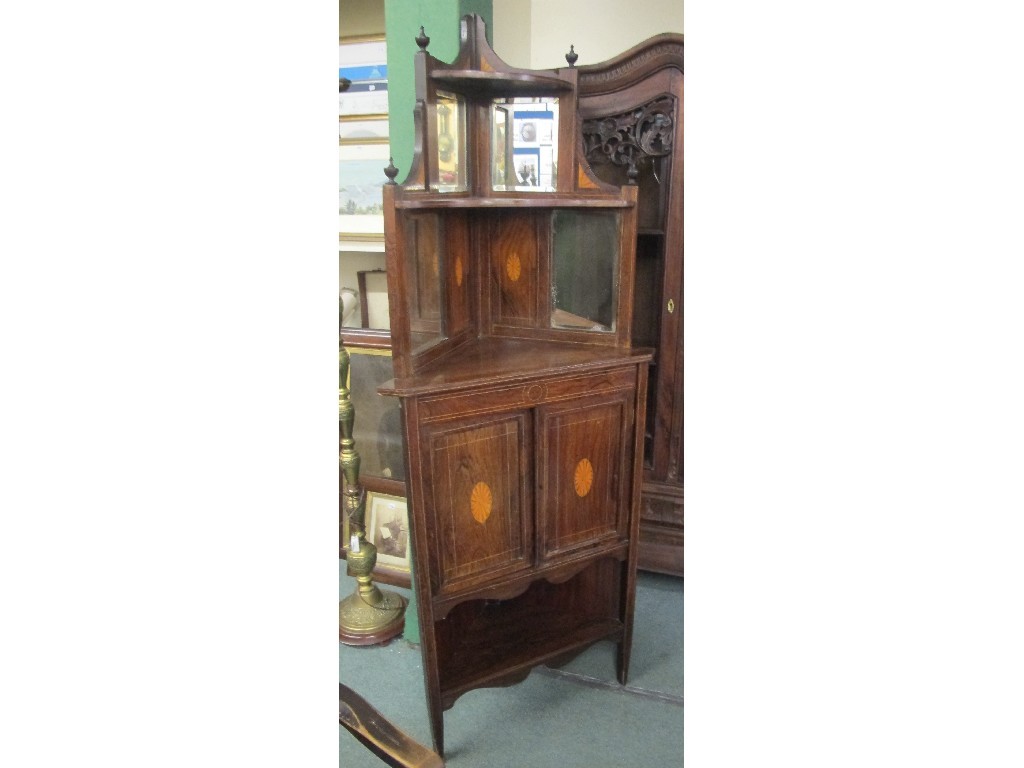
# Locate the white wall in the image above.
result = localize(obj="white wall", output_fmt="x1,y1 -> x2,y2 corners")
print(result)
493,0 -> 682,70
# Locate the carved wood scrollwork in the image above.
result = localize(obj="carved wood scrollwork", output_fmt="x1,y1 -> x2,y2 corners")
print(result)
581,95 -> 676,183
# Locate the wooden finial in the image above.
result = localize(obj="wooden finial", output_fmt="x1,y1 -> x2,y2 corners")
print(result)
384,157 -> 399,184
416,26 -> 430,51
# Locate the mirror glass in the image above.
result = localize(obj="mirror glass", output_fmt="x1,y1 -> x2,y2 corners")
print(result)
550,210 -> 619,332
491,97 -> 558,192
431,91 -> 467,192
403,213 -> 446,353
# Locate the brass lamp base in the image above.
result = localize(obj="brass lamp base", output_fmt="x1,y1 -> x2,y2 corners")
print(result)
339,588 -> 407,646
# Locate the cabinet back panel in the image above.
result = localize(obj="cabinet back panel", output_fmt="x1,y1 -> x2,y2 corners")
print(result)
444,213 -> 472,338
489,211 -> 541,328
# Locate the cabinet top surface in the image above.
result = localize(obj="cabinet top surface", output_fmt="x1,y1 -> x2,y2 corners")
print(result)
379,338 -> 652,398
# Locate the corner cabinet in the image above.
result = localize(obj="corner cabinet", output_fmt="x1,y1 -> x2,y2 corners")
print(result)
378,16 -> 652,757
578,34 -> 684,577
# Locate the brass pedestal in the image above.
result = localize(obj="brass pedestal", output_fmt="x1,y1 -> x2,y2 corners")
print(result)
339,340 -> 406,646
339,539 -> 406,645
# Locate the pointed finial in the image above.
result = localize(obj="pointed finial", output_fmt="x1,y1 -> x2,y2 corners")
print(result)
565,45 -> 578,67
416,26 -> 430,51
384,157 -> 399,184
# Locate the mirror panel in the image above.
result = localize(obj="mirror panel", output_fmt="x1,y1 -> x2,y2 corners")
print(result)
491,97 -> 559,192
403,213 -> 446,353
431,91 -> 467,192
550,210 -> 619,333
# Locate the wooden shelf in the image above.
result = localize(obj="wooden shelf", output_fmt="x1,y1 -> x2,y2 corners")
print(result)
440,618 -> 623,708
393,194 -> 632,210
434,559 -> 625,708
431,69 -> 573,98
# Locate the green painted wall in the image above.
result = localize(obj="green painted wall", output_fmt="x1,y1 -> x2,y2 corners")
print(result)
384,0 -> 492,185
382,0 -> 491,645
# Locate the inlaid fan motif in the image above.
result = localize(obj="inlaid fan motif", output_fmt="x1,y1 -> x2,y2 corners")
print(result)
470,481 -> 493,523
573,458 -> 594,497
505,252 -> 522,282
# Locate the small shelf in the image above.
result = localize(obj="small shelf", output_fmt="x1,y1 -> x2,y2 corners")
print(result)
440,618 -> 622,707
431,69 -> 573,98
434,559 -> 625,707
394,194 -> 632,210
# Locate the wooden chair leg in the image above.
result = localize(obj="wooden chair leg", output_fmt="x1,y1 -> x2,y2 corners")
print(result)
340,683 -> 445,768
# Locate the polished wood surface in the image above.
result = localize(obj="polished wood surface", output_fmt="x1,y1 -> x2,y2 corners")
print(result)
381,16 -> 651,756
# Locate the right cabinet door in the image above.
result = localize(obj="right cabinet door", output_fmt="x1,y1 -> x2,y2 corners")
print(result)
535,389 -> 635,561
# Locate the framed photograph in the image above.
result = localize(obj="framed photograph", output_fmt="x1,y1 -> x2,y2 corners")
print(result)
341,475 -> 409,588
513,147 -> 541,187
366,492 -> 411,578
340,141 -> 390,242
339,36 -> 388,117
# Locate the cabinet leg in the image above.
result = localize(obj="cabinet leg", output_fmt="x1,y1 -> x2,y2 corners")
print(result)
426,691 -> 444,757
616,639 -> 631,685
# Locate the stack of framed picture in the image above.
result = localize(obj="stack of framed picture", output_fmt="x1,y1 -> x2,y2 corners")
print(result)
340,36 -> 408,586
340,35 -> 390,249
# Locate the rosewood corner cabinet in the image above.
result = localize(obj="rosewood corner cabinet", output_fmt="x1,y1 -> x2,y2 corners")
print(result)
378,16 -> 652,757
578,34 -> 684,577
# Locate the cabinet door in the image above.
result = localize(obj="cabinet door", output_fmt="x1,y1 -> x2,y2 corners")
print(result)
536,390 -> 635,560
421,411 -> 533,594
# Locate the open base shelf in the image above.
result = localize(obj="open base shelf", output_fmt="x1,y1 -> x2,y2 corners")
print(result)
433,557 -> 624,708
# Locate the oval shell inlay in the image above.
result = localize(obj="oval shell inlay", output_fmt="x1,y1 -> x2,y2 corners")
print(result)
455,255 -> 464,286
574,458 -> 594,498
505,253 -> 522,282
470,481 -> 492,524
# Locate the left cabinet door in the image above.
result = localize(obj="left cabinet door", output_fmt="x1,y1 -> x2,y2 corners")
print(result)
419,409 -> 534,596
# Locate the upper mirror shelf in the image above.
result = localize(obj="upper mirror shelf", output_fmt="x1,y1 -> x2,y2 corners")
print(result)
430,70 -> 573,99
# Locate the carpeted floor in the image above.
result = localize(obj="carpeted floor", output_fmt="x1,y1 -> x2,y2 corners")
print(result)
340,567 -> 683,767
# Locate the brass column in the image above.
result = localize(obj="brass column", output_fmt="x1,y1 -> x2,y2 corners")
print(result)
339,340 -> 406,645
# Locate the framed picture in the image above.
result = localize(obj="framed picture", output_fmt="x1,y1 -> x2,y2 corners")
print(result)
341,475 -> 409,588
339,117 -> 389,144
356,269 -> 390,329
513,147 -> 541,187
340,141 -> 389,243
343,345 -> 404,483
339,36 -> 388,117
366,492 -> 411,579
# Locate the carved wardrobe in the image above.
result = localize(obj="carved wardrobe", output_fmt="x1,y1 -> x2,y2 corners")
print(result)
578,34 -> 684,576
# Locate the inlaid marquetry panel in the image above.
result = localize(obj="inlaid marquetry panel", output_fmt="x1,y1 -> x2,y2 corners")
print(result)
537,392 -> 633,558
444,212 -> 472,337
490,212 -> 540,327
425,412 -> 533,591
